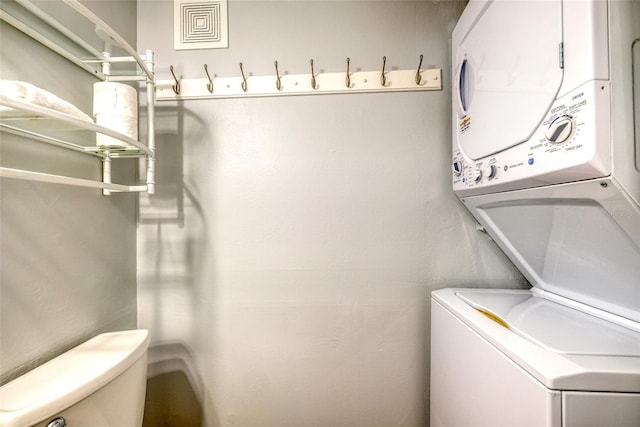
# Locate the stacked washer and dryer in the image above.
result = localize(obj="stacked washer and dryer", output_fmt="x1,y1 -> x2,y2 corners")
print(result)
431,0 -> 640,426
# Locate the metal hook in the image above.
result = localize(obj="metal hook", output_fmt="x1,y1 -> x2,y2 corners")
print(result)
204,64 -> 214,93
380,56 -> 387,87
170,65 -> 180,95
239,62 -> 248,92
415,54 -> 424,85
345,57 -> 351,88
310,59 -> 318,90
275,60 -> 282,91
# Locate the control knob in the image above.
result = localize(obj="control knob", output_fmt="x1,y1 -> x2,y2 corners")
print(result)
473,169 -> 483,183
545,115 -> 575,144
452,160 -> 463,177
485,164 -> 498,179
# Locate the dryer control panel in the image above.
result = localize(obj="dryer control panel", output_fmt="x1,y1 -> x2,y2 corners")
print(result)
453,82 -> 611,197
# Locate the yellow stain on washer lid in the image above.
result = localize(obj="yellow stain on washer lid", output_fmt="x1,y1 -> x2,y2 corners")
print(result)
476,308 -> 510,329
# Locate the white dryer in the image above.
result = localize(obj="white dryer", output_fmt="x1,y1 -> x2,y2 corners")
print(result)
431,0 -> 640,426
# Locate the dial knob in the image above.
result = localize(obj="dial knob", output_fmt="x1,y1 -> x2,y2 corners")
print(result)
486,164 -> 497,179
47,418 -> 66,427
545,115 -> 574,144
473,169 -> 483,183
452,161 -> 463,177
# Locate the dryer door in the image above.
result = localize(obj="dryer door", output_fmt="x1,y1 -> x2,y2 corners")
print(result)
453,0 -> 564,161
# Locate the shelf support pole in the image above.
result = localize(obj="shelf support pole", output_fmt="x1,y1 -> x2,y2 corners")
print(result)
145,49 -> 156,195
101,51 -> 112,195
102,153 -> 112,196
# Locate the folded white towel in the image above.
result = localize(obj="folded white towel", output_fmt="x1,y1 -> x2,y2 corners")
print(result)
0,80 -> 93,122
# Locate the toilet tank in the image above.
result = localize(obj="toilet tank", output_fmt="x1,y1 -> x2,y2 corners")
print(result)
0,329 -> 150,427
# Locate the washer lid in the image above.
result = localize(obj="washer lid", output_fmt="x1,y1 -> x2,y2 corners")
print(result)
456,291 -> 640,357
463,178 -> 640,323
453,0 -> 564,160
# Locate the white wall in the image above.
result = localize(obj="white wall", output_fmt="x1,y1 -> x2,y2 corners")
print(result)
0,0 -> 138,385
137,1 -> 529,426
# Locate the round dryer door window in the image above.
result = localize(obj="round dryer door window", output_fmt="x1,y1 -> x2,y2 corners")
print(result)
453,0 -> 564,161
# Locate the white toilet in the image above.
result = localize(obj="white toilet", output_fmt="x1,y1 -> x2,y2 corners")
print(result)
0,329 -> 150,427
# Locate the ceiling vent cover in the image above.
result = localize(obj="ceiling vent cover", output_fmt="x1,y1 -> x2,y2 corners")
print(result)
174,0 -> 228,50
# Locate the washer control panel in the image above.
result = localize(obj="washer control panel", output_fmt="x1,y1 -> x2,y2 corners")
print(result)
453,81 -> 611,197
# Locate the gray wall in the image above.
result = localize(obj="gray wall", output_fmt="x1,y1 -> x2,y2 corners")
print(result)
0,0 -> 138,384
137,1 -> 529,426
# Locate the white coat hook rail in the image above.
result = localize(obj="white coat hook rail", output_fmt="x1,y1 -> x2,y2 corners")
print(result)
156,56 -> 441,101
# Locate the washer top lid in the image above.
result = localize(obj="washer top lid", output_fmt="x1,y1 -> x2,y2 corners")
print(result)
464,179 -> 640,323
456,291 -> 640,357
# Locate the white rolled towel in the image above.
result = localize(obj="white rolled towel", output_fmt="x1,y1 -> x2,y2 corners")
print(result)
0,80 -> 92,121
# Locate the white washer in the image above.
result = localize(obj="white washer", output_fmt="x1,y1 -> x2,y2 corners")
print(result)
432,0 -> 640,426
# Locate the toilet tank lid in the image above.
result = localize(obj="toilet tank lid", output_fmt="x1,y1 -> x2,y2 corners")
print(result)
0,329 -> 150,427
